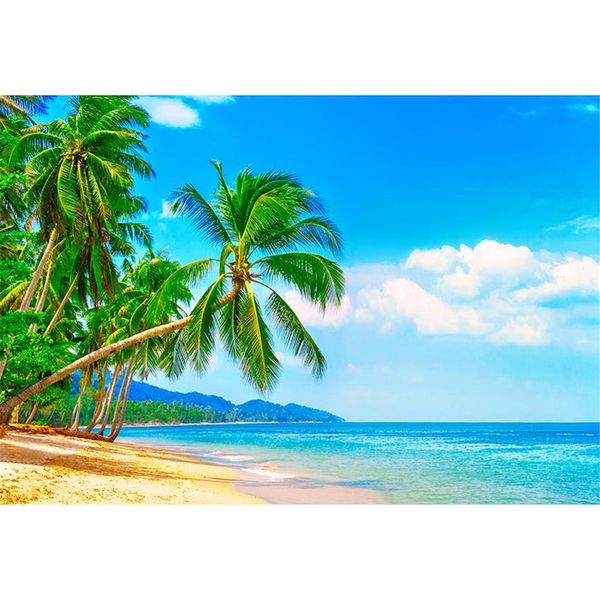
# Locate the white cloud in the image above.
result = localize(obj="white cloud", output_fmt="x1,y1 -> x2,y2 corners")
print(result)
545,215 -> 600,233
138,97 -> 200,128
405,245 -> 460,274
359,277 -> 490,336
567,103 -> 599,114
437,240 -> 541,298
320,240 -> 599,348
160,199 -> 176,219
283,291 -> 352,328
190,96 -> 235,105
513,256 -> 600,304
489,316 -> 548,346
278,240 -> 598,349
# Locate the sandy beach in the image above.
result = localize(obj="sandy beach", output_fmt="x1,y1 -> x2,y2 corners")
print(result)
0,428 -> 384,504
0,428 -> 265,504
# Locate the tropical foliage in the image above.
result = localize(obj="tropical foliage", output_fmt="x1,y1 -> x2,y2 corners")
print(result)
0,95 -> 344,440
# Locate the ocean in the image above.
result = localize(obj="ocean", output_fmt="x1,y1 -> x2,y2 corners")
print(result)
118,422 -> 600,504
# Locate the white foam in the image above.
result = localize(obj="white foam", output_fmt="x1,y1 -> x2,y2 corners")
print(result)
243,467 -> 296,481
206,450 -> 255,462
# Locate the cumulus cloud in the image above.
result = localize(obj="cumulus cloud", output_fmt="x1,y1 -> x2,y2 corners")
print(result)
301,239 -> 599,348
358,278 -> 489,336
436,240 -> 541,298
405,245 -> 460,274
513,256 -> 600,304
138,97 -> 200,128
489,316 -> 548,346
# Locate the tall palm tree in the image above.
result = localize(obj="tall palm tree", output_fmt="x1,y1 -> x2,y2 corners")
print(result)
1,96 -> 51,227
0,162 -> 344,420
0,97 -> 153,395
9,95 -> 153,310
162,160 -> 344,391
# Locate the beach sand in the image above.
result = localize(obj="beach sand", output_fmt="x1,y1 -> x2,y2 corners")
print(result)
0,429 -> 265,504
0,428 -> 385,504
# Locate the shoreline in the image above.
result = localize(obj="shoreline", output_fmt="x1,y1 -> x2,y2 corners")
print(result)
1,429 -> 384,505
117,436 -> 386,505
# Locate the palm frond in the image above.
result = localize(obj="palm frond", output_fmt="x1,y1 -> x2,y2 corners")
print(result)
235,283 -> 280,392
145,258 -> 211,326
255,251 -> 345,308
171,182 -> 232,246
186,275 -> 226,373
262,284 -> 326,379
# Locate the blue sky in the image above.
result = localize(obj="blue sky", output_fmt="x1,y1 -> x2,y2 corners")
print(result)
47,96 -> 600,421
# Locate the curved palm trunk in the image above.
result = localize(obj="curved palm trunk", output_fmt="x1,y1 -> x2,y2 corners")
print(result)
25,402 -> 39,424
86,363 -> 109,432
109,361 -> 133,437
107,369 -> 135,442
97,365 -> 122,436
69,368 -> 90,431
45,276 -> 77,335
0,315 -> 192,420
34,261 -> 53,313
19,228 -> 57,312
0,229 -> 58,386
0,358 -> 7,382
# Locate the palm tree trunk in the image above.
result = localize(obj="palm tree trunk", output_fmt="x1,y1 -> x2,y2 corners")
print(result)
109,361 -> 133,437
97,364 -> 122,436
27,260 -> 54,333
25,402 -> 39,424
107,369 -> 135,442
45,276 -> 77,336
86,363 -> 109,432
34,261 -> 53,313
0,229 -> 57,385
19,228 -> 57,312
69,368 -> 90,430
0,315 -> 192,420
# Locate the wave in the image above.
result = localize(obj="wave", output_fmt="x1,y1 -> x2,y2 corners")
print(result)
242,467 -> 297,481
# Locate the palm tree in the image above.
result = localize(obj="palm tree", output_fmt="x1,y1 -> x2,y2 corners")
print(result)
82,251 -> 191,436
1,96 -> 51,227
0,97 -> 153,398
9,95 -> 153,311
163,160 -> 344,391
0,162 -> 344,421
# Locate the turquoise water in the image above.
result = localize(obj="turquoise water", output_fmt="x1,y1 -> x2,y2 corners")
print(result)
118,422 -> 600,504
